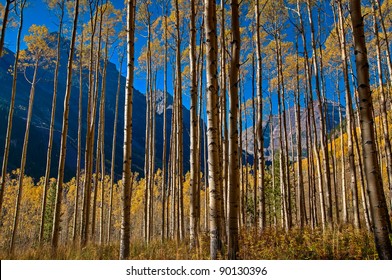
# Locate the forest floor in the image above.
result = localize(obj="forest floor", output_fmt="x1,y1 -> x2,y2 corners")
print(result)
0,226 -> 379,260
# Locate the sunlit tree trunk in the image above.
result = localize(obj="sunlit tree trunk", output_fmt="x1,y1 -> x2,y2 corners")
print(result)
40,0 -> 65,244
337,0 -> 360,229
254,0 -> 265,231
81,0 -> 99,247
269,92 -> 277,227
350,0 -> 392,260
350,0 -> 392,259
107,54 -> 122,244
174,0 -> 185,241
189,0 -> 199,250
306,0 -> 332,226
51,0 -> 79,250
72,31 -> 84,244
119,0 -> 136,260
373,0 -> 392,85
205,0 -> 222,260
294,35 -> 305,229
370,0 -> 392,215
296,0 -> 324,231
219,0 -> 228,243
161,4 -> 168,243
98,30 -> 109,245
275,34 -> 288,231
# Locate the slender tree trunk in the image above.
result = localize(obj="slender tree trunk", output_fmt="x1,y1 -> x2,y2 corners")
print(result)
143,6 -> 152,243
350,0 -> 392,259
370,0 -> 392,216
91,5 -> 106,242
189,0 -> 199,250
373,0 -> 392,85
338,91 -> 348,224
0,0 -> 25,222
40,0 -> 65,244
219,0 -> 229,244
10,60 -> 40,254
228,0 -> 240,258
161,6 -> 168,243
73,31 -> 84,244
269,93 -> 277,227
107,54 -> 123,244
205,0 -> 222,260
52,0 -> 79,249
174,0 -> 184,241
295,35 -> 304,229
81,0 -> 99,247
254,0 -> 265,231
99,33 -> 109,245
251,56 -> 258,230
306,0 -> 332,226
119,0 -> 136,260
275,34 -> 288,231
337,0 -> 360,229
296,0 -> 325,230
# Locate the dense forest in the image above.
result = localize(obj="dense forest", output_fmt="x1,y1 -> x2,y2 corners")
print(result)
0,0 -> 392,260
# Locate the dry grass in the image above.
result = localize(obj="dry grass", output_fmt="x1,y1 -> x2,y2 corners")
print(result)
239,225 -> 378,260
0,226 -> 379,260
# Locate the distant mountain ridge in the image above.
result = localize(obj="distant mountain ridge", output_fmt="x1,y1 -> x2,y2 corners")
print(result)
0,43 -> 191,181
242,99 -> 346,161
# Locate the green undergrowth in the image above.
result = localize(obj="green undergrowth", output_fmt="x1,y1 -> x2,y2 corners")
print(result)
1,226 -> 378,260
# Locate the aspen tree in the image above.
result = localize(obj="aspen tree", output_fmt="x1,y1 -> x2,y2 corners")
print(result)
189,0 -> 199,250
10,24 -> 55,253
108,50 -> 124,244
160,0 -> 169,243
40,0 -> 65,244
227,0 -> 240,260
205,0 -> 222,260
254,0 -> 265,231
81,0 -> 99,247
350,0 -> 392,260
73,31 -> 84,243
337,0 -> 360,229
52,0 -> 79,249
306,0 -> 332,225
370,0 -> 392,214
120,0 -> 136,260
174,0 -> 184,241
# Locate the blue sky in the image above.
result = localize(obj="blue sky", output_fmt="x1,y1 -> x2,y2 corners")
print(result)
2,0 -> 347,124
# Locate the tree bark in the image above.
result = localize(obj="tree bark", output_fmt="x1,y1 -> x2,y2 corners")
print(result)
255,0 -> 265,231
227,0 -> 240,259
119,0 -> 136,260
52,0 -> 79,249
205,0 -> 222,260
350,0 -> 392,259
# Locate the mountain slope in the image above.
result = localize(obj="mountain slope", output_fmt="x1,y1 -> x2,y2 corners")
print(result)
0,46 -> 191,181
242,99 -> 346,162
